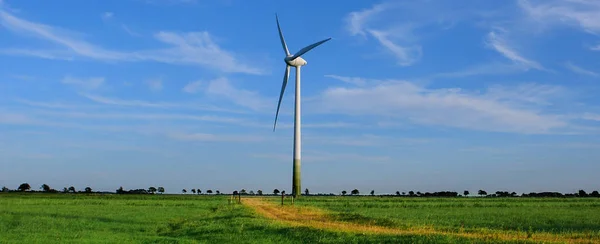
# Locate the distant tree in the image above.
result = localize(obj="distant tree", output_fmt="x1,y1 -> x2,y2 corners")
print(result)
157,187 -> 165,194
1,186 -> 8,192
370,190 -> 375,196
257,190 -> 262,195
41,184 -> 51,192
402,192 -> 406,196
395,191 -> 400,196
207,190 -> 213,194
273,189 -> 280,195
463,190 -> 469,197
240,189 -> 247,195
305,188 -> 310,195
578,190 -> 588,197
249,190 -> 255,195
68,186 -> 76,193
116,186 -> 125,194
197,189 -> 201,194
18,183 -> 31,192
148,187 -> 157,194
511,192 -> 517,197
351,189 -> 359,195
216,190 -> 220,194
191,189 -> 196,194
233,190 -> 238,195
341,190 -> 347,196
84,187 -> 92,193
182,189 -> 187,194
478,190 -> 487,196
416,191 -> 422,196
63,187 -> 69,193
408,191 -> 415,196
591,191 -> 600,197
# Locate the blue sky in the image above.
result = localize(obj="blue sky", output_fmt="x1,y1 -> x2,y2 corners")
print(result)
1,0 -> 599,194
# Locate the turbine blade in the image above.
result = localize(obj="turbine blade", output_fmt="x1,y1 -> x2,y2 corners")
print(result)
291,37 -> 331,60
276,14 -> 290,56
274,65 -> 291,131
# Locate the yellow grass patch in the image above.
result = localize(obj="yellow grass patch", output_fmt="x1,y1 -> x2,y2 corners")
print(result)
243,197 -> 600,244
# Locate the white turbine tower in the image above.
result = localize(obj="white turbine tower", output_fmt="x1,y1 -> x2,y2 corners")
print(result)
272,14 -> 331,198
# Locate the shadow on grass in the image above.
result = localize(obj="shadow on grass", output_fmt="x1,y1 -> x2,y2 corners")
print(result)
0,210 -> 144,227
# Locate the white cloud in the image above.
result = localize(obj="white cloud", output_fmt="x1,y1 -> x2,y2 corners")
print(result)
309,75 -> 570,134
35,111 -> 243,124
205,77 -> 271,111
485,30 -> 543,70
345,2 -> 422,66
581,113 -> 599,121
592,44 -> 600,51
183,80 -> 203,93
518,0 -> 600,35
167,132 -> 265,142
101,12 -> 114,21
430,63 -> 529,79
0,112 -> 32,124
485,83 -> 566,106
367,29 -> 422,66
15,99 -> 101,109
80,94 -> 250,114
146,78 -> 163,92
346,2 -> 390,36
139,31 -> 263,74
324,75 -> 367,86
0,10 -> 263,74
565,61 -> 599,77
121,24 -> 141,37
61,76 -> 105,90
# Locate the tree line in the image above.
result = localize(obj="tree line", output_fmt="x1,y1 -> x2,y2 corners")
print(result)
2,183 -> 599,198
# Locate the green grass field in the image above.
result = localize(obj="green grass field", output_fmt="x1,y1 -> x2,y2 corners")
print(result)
286,197 -> 600,240
1,193 -> 599,243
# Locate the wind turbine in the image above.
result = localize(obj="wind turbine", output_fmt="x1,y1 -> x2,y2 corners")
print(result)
272,14 -> 331,198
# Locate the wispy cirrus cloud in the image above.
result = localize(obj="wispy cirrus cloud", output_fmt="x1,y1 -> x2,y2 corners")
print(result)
345,2 -> 422,66
324,74 -> 367,86
101,12 -> 114,21
485,30 -> 544,70
183,80 -> 203,94
146,78 -> 163,92
167,132 -> 266,143
517,0 -> 600,53
33,111 -> 244,124
564,61 -> 599,77
99,11 -> 141,37
205,77 -> 272,111
0,9 -> 263,74
79,93 -> 250,114
313,75 -> 573,134
61,76 -> 105,91
517,0 -> 600,35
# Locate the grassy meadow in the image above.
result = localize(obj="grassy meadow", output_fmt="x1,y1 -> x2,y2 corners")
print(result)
1,193 -> 599,243
284,197 -> 600,239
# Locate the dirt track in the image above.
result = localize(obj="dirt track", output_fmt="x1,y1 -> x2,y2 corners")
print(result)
242,197 -> 598,244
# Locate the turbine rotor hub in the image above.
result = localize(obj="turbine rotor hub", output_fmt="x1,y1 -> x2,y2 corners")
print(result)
285,56 -> 307,67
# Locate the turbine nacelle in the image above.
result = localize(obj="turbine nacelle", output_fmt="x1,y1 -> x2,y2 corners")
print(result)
273,13 -> 331,131
285,56 -> 307,67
